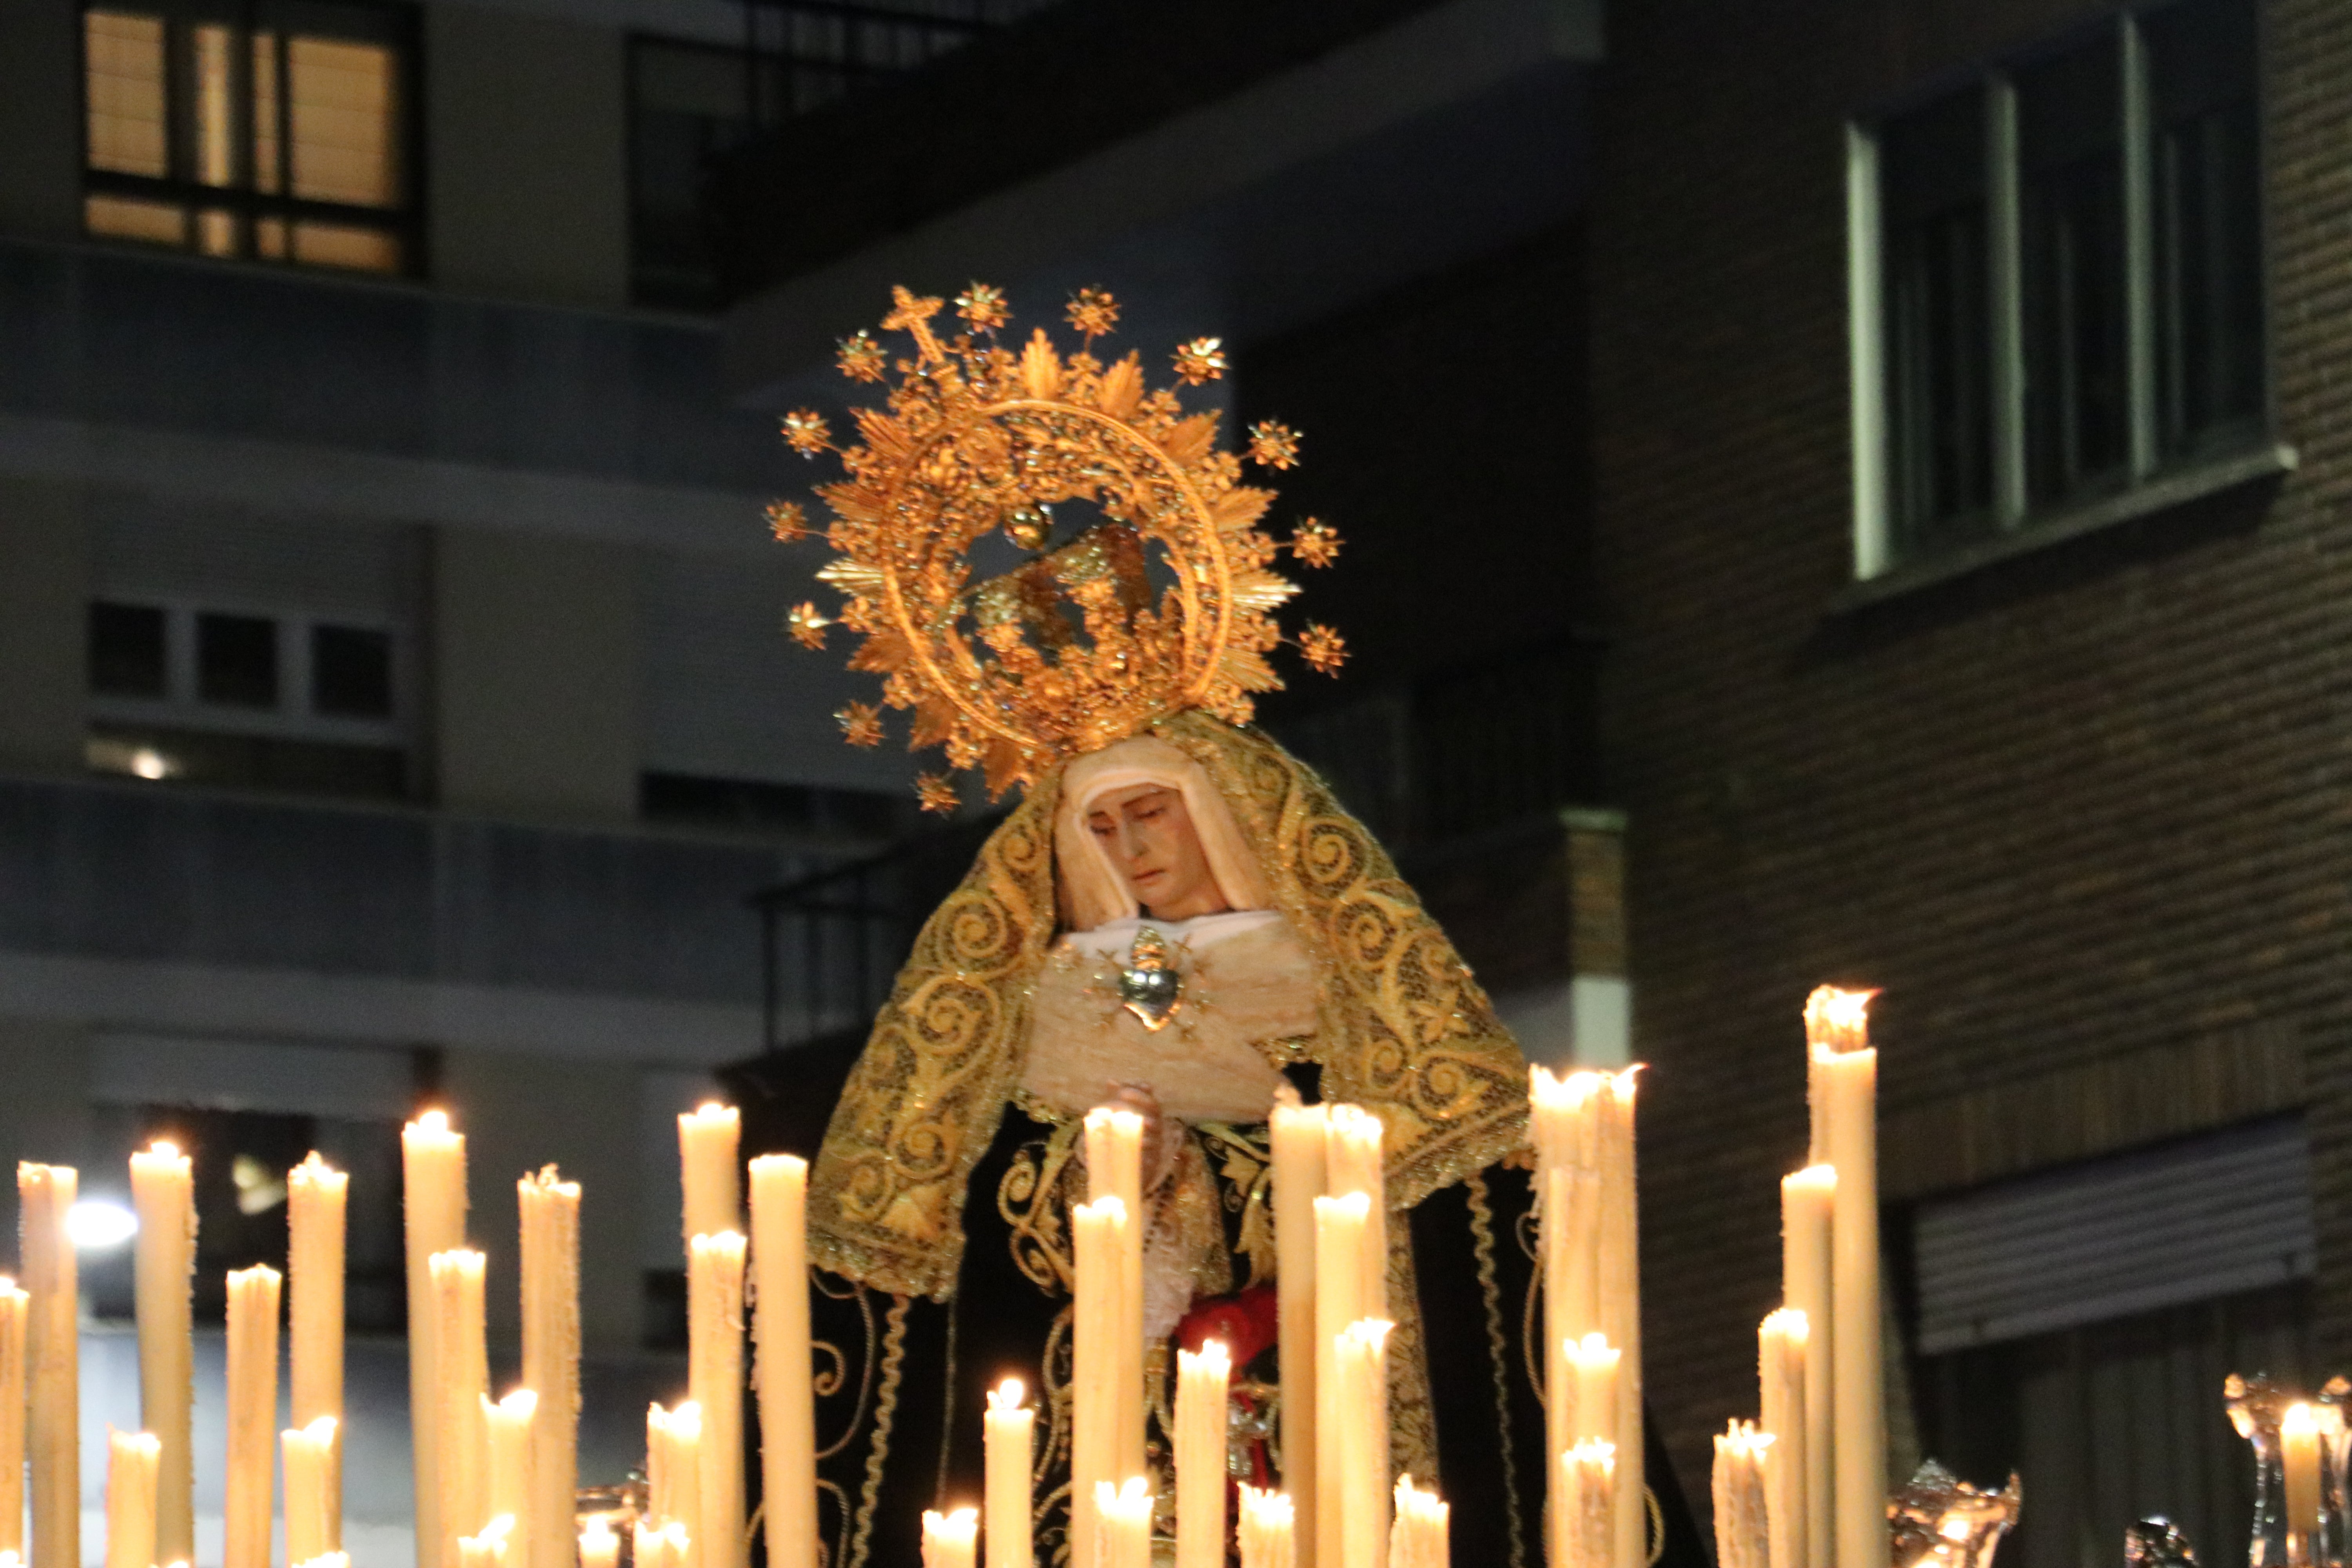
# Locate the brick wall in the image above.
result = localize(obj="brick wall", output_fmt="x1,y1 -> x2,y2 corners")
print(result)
1588,0 -> 2352,1508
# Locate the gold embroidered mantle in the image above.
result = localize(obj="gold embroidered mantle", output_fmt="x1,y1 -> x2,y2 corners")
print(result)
805,711 -> 1531,1299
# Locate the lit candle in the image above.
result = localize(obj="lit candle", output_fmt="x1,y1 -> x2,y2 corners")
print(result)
0,1277 -> 28,1559
289,1153 -> 347,1552
1176,1341 -> 1232,1568
298,1554 -> 353,1568
19,1164 -> 77,1568
689,1235 -> 748,1568
1238,1486 -> 1297,1568
284,1417 -> 340,1567
749,1156 -> 817,1568
1713,1424 -> 1773,1568
130,1140 -> 196,1565
632,1522 -> 668,1568
458,1518 -> 512,1568
224,1265 -> 281,1568
1779,1167 -> 1834,1568
485,1390 -> 537,1568
1095,1480 -> 1152,1568
1387,1476 -> 1448,1568
1805,986 -> 1883,1568
983,1381 -> 1034,1568
103,1429 -> 160,1568
1069,1196 -> 1129,1568
1334,1321 -> 1392,1568
1533,1066 -> 1601,1534
578,1519 -> 621,1568
404,1112 -> 468,1568
1084,1107 -> 1147,1482
432,1249 -> 492,1563
1596,1070 -> 1643,1568
1758,1310 -> 1809,1568
1325,1108 -> 1387,1321
1269,1094 -> 1325,1568
1312,1192 -> 1371,1568
1568,1332 -> 1620,1444
918,1508 -> 978,1568
1561,1441 -> 1615,1568
2287,1403 -> 2323,1568
518,1170 -> 578,1568
679,1104 -> 741,1243
650,1403 -> 704,1568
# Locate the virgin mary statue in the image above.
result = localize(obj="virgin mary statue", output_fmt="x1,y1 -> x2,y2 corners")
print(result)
760,285 -> 1699,1568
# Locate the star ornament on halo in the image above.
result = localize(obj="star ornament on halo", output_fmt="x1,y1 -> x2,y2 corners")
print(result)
766,501 -> 811,544
1172,337 -> 1227,386
1298,622 -> 1347,676
955,283 -> 1010,332
914,773 -> 960,815
781,410 -> 832,458
1248,420 -> 1302,470
785,601 -> 832,650
1289,517 -> 1342,568
836,701 -> 884,748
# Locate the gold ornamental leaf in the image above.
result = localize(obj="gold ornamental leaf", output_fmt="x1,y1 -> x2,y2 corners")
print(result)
1020,330 -> 1061,401
909,698 -> 956,751
1096,352 -> 1144,421
849,630 -> 910,675
1229,569 -> 1300,613
853,405 -> 915,465
1160,414 -> 1219,466
817,558 -> 886,595
1211,487 -> 1273,530
981,738 -> 1029,799
1217,645 -> 1280,692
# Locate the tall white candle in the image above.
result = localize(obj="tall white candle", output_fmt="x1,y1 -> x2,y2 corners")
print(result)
650,1403 -> 703,1568
1597,1071 -> 1643,1568
1805,986 -> 1882,1568
519,1170 -> 579,1568
679,1105 -> 741,1243
404,1112 -> 468,1568
104,1429 -> 161,1568
983,1381 -> 1033,1568
1780,1167 -> 1834,1568
1758,1310 -> 1809,1568
1069,1197 -> 1129,1568
285,1417 -> 340,1568
1334,1321 -> 1391,1568
225,1265 -> 281,1568
577,1520 -> 620,1568
1323,1109 -> 1386,1318
290,1154 -> 347,1552
0,1277 -> 28,1559
1083,1107 -> 1147,1481
1238,1487 -> 1297,1568
432,1250 -> 492,1564
689,1234 -> 748,1568
458,1518 -> 513,1568
1176,1342 -> 1231,1568
1094,1480 -> 1152,1568
749,1156 -> 817,1568
1561,1441 -> 1614,1568
130,1140 -> 197,1565
1312,1193 -> 1370,1568
19,1164 -> 77,1568
632,1523 -> 670,1568
1269,1095 -> 1325,1568
486,1390 -> 537,1568
918,1508 -> 977,1568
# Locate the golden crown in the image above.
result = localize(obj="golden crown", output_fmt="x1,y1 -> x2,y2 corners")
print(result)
771,284 -> 1345,813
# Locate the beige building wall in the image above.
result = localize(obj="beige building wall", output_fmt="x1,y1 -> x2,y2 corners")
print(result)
0,477 -> 89,773
0,0 -> 81,240
430,527 -> 640,821
425,2 -> 631,309
438,1048 -> 645,1356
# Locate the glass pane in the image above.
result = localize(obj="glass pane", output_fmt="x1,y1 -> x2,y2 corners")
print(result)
292,219 -> 399,272
310,624 -> 393,718
288,36 -> 398,206
89,602 -> 168,698
85,192 -> 187,246
1880,87 -> 1993,554
85,10 -> 169,177
252,31 -> 282,194
196,612 -> 279,707
196,208 -> 237,256
2147,0 -> 2263,459
192,23 -> 236,187
2020,28 -> 2129,505
255,215 -> 288,258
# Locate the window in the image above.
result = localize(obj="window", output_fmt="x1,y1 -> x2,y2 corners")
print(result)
81,0 -> 417,275
1852,0 -> 2264,575
86,599 -> 408,798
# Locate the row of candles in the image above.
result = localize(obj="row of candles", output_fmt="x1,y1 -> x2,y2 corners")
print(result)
1708,987 -> 1891,1568
0,1037 -> 1807,1568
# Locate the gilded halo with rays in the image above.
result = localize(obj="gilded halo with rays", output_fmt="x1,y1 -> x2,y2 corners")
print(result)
774,283 -> 1346,811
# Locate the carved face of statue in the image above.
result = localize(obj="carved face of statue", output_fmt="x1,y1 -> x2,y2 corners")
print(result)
1085,783 -> 1233,923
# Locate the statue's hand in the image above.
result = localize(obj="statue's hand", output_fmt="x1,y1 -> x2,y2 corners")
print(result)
1102,1081 -> 1172,1193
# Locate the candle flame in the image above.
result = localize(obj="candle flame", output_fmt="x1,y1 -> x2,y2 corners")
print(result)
497,1388 -> 538,1419
1566,1438 -> 1616,1475
988,1377 -> 1025,1411
1784,1163 -> 1838,1194
144,1139 -> 181,1160
579,1521 -> 620,1548
1342,1318 -> 1394,1353
1804,985 -> 1878,1051
414,1109 -> 450,1134
690,1102 -> 735,1121
1182,1338 -> 1232,1376
1762,1306 -> 1809,1345
1313,1189 -> 1372,1222
2285,1401 -> 2319,1435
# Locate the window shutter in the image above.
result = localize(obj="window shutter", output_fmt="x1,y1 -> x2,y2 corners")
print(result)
1913,1115 -> 2311,1353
